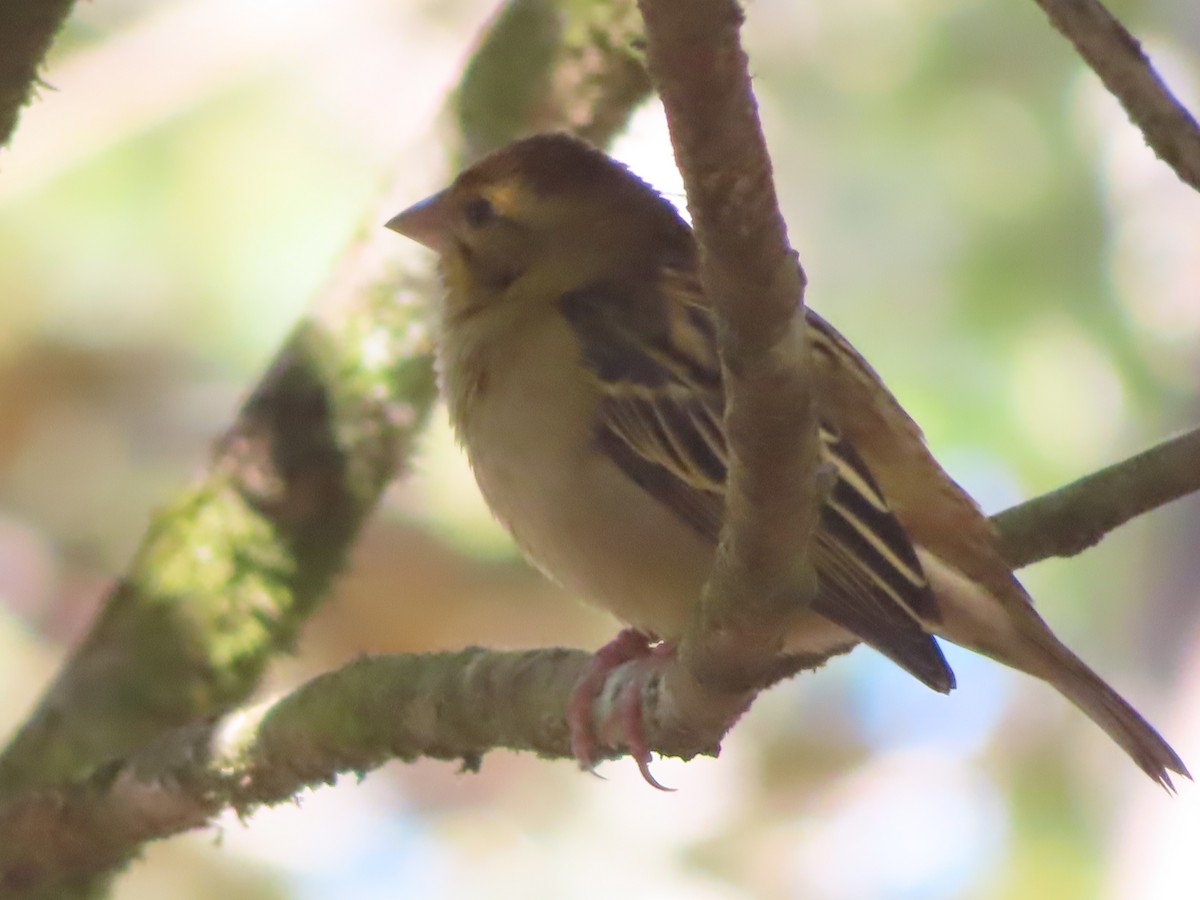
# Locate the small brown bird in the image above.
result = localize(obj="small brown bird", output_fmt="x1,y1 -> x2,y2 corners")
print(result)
387,132 -> 1188,788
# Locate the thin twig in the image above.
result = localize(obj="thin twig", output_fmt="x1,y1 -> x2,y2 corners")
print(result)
1033,0 -> 1200,193
994,426 -> 1200,566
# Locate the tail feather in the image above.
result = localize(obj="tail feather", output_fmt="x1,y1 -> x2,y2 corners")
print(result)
1045,641 -> 1189,790
916,548 -> 1190,789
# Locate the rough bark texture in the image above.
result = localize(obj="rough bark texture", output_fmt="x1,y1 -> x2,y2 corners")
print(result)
638,0 -> 824,696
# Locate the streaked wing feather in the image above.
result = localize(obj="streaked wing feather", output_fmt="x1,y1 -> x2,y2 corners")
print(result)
595,399 -> 724,541
561,278 -> 955,693
819,430 -> 942,624
815,431 -> 955,692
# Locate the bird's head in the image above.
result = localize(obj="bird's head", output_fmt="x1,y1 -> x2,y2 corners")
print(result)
387,133 -> 692,312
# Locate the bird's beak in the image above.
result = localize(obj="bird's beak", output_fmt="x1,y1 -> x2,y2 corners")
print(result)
385,190 -> 451,254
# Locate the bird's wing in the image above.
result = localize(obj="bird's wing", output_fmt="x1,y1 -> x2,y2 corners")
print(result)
805,309 -> 1030,607
560,279 -> 955,693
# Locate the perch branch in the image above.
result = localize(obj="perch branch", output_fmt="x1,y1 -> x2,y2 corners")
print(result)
0,645 -> 837,894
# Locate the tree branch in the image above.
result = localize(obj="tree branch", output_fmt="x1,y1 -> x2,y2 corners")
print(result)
455,0 -> 651,162
6,0 -> 1200,892
0,1 -> 650,895
0,649 -> 589,894
0,644 -> 838,894
1032,0 -> 1200,193
0,234 -> 440,807
2,419 -> 1198,893
0,5 -> 835,882
637,0 -> 822,703
994,426 -> 1200,567
0,0 -> 77,150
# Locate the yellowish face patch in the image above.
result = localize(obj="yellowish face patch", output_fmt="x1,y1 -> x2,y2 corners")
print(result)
476,177 -> 522,220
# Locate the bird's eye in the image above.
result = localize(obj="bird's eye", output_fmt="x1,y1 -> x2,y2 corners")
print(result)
463,197 -> 496,228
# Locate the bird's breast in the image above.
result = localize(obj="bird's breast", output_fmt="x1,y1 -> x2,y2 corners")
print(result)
439,309 -> 858,657
441,312 -> 713,639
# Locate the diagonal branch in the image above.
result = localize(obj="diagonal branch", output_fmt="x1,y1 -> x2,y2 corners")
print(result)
1032,0 -> 1200,193
0,0 -> 650,804
0,9 -> 651,900
994,425 -> 1200,567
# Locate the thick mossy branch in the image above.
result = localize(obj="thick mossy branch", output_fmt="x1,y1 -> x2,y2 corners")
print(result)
0,3 -> 649,896
0,13 -> 651,896
0,0 -> 77,149
0,294 -> 439,799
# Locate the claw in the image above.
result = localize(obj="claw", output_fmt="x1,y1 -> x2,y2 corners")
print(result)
567,629 -> 678,789
613,670 -> 675,792
567,629 -> 653,768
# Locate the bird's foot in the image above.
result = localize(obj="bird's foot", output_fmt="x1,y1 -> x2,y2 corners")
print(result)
567,629 -> 676,790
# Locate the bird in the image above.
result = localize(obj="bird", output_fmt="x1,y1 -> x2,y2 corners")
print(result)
385,131 -> 1188,789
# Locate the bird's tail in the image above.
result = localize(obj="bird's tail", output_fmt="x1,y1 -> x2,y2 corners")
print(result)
1029,627 -> 1189,791
916,548 -> 1190,789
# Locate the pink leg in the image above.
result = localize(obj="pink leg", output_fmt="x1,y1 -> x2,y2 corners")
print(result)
567,629 -> 676,790
567,629 -> 652,767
